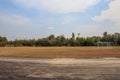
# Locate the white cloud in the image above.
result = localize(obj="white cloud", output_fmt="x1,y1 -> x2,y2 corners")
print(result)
0,13 -> 42,28
47,27 -> 55,30
0,13 -> 44,40
74,25 -> 100,37
104,0 -> 111,2
93,0 -> 120,25
74,23 -> 120,37
93,0 -> 120,33
60,16 -> 75,24
0,14 -> 30,26
12,0 -> 99,13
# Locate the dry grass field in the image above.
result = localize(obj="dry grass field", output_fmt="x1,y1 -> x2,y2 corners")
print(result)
0,47 -> 120,58
0,47 -> 120,80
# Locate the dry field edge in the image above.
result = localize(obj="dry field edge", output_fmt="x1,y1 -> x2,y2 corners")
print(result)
0,47 -> 120,58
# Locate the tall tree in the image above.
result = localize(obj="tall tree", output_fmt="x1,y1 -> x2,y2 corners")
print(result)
0,36 -> 8,46
72,32 -> 75,39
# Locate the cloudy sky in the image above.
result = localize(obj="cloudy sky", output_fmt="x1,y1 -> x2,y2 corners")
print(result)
0,0 -> 120,40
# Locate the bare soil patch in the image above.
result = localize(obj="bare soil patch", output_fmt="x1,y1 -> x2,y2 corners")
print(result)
0,57 -> 120,80
0,47 -> 120,58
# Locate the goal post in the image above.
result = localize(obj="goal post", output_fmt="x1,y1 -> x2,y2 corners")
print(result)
97,41 -> 112,47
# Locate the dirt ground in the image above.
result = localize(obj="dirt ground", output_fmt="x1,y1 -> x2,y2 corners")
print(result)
0,57 -> 120,80
0,47 -> 120,58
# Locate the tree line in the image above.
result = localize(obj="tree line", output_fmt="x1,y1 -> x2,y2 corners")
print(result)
0,32 -> 120,47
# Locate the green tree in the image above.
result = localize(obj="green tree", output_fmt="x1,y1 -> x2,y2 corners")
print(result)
0,36 -> 8,46
72,32 -> 75,39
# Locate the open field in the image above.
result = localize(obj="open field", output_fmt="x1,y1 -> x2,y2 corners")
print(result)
0,47 -> 120,58
0,57 -> 120,80
0,47 -> 120,80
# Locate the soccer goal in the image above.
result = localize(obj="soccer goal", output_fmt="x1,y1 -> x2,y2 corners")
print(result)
97,41 -> 112,47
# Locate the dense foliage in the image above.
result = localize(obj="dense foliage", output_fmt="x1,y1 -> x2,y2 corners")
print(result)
0,32 -> 120,47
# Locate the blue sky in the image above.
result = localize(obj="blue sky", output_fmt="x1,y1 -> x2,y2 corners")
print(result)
0,0 -> 120,40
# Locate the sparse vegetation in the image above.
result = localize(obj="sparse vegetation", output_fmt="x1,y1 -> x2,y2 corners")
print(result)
0,47 -> 120,58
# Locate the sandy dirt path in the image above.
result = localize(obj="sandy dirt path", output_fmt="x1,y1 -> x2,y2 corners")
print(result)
0,57 -> 120,80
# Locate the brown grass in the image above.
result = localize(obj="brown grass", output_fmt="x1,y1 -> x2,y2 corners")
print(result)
0,47 -> 120,58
